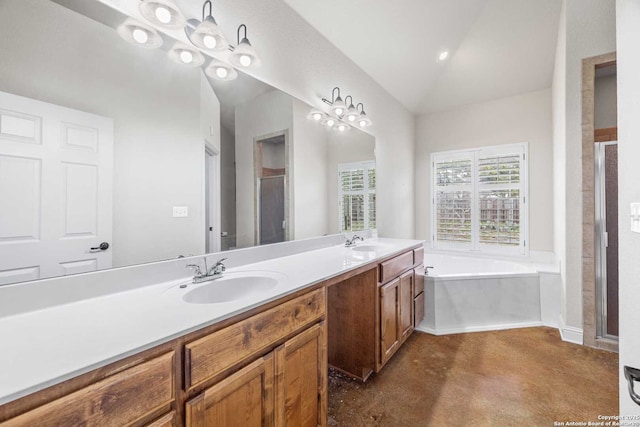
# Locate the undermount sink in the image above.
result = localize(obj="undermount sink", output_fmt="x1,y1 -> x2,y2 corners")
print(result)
182,272 -> 283,304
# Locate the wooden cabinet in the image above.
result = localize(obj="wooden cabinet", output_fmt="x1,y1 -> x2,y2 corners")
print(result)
414,266 -> 425,326
3,352 -> 176,427
275,323 -> 327,427
379,278 -> 401,366
185,355 -> 275,427
399,270 -> 414,341
327,246 -> 424,379
186,323 -> 327,427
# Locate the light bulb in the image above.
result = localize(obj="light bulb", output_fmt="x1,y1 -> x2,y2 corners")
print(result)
334,107 -> 344,116
438,50 -> 449,61
239,55 -> 252,67
347,114 -> 356,122
155,6 -> 172,24
326,119 -> 335,127
338,124 -> 347,132
359,120 -> 367,127
312,113 -> 322,121
203,35 -> 217,50
132,28 -> 148,44
180,50 -> 193,64
215,67 -> 228,79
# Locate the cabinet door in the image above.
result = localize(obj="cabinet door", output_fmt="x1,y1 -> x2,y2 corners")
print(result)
380,278 -> 400,365
275,323 -> 327,427
185,355 -> 274,427
399,270 -> 414,341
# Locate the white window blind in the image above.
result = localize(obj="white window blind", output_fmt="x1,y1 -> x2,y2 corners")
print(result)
432,143 -> 527,255
339,161 -> 376,232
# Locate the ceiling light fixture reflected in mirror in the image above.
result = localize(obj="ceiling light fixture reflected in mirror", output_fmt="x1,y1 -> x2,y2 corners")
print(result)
139,0 -> 186,29
312,87 -> 372,130
185,0 -> 228,52
229,24 -> 261,68
205,60 -> 238,81
117,18 -> 163,49
169,42 -> 205,67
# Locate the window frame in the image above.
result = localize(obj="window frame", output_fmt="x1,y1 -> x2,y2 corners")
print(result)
338,160 -> 376,233
430,143 -> 529,256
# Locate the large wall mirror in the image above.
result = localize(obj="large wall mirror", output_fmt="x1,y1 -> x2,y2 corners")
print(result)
0,0 -> 376,286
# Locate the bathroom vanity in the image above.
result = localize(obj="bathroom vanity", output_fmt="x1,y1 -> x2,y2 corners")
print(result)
0,239 -> 424,426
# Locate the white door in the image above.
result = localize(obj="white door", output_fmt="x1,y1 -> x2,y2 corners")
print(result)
0,91 -> 113,286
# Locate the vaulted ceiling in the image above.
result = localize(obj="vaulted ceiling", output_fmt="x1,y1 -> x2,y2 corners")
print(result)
283,0 -> 562,114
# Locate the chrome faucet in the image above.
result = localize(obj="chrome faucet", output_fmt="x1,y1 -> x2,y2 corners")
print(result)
186,257 -> 227,283
345,234 -> 364,247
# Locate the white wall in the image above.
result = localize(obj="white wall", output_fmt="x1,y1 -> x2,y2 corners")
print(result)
235,90 -> 293,247
0,0 -> 213,267
594,74 -> 618,129
415,89 -> 554,252
616,0 -> 640,415
551,0 -> 567,328
556,0 -> 616,330
291,99 -> 331,239
326,129 -> 376,234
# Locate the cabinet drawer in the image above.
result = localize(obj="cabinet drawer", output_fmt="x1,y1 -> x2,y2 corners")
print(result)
414,266 -> 425,296
379,251 -> 413,284
185,288 -> 325,390
6,352 -> 175,427
413,247 -> 424,266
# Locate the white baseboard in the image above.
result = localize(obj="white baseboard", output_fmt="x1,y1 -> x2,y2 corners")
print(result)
415,321 -> 544,336
558,316 -> 584,345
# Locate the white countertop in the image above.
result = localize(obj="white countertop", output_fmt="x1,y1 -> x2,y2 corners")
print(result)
0,237 -> 422,406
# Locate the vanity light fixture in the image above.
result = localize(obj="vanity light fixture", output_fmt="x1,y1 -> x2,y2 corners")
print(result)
185,0 -> 228,52
308,109 -> 325,121
344,96 -> 359,122
356,103 -> 372,128
117,18 -> 163,49
322,87 -> 346,117
335,122 -> 351,132
229,24 -> 261,68
321,117 -> 336,128
139,0 -> 186,29
205,60 -> 238,81
169,42 -> 205,67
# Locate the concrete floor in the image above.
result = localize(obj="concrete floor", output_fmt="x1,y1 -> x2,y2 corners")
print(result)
328,327 -> 618,426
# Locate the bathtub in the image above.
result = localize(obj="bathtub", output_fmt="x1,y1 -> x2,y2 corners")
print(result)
416,253 -> 560,335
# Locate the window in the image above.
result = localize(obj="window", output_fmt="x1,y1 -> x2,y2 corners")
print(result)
339,161 -> 376,232
432,143 -> 527,255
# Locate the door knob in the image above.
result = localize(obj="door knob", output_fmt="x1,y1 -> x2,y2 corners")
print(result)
89,242 -> 110,253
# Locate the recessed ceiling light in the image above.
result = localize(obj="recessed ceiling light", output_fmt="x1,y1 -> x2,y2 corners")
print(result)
438,51 -> 449,61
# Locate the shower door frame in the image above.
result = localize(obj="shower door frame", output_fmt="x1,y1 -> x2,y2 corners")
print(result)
594,141 -> 618,340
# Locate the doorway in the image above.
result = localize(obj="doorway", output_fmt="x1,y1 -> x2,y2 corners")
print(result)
204,144 -> 221,253
254,131 -> 290,245
582,52 -> 618,351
